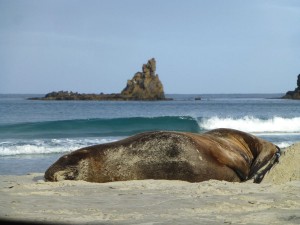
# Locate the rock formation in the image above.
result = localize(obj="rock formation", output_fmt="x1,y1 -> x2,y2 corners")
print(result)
121,58 -> 165,100
282,74 -> 300,100
28,91 -> 124,101
28,58 -> 170,101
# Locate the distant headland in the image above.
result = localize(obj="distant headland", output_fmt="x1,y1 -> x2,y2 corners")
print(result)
28,58 -> 172,101
282,74 -> 300,100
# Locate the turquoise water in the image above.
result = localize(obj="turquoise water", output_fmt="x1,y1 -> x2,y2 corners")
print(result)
1,93 -> 300,175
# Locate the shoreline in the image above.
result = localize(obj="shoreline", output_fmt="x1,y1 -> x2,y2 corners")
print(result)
0,144 -> 299,224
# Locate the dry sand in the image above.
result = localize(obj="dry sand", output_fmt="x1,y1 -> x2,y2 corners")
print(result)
0,143 -> 299,225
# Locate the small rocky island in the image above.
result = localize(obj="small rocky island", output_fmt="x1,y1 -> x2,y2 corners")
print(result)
282,74 -> 300,100
29,58 -> 170,101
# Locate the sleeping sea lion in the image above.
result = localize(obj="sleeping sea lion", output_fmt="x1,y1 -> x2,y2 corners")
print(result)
44,128 -> 280,183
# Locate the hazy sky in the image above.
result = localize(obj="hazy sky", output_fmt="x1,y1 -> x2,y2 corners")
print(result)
1,0 -> 299,94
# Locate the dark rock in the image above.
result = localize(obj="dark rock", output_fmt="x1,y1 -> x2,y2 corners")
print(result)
282,74 -> 300,100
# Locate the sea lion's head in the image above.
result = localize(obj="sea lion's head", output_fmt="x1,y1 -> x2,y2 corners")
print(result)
44,149 -> 90,181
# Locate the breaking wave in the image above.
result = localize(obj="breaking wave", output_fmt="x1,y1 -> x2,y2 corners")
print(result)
199,116 -> 300,133
1,116 -> 299,156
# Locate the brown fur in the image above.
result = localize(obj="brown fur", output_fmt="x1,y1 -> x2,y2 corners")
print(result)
44,128 -> 279,183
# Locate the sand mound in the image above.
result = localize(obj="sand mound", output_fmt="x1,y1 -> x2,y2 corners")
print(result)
262,143 -> 300,184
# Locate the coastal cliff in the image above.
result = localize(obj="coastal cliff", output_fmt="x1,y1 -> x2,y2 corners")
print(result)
282,74 -> 300,100
29,58 -> 169,101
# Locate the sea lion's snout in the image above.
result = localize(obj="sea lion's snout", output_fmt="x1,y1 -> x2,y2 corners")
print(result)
44,156 -> 79,181
45,169 -> 75,181
45,150 -> 89,181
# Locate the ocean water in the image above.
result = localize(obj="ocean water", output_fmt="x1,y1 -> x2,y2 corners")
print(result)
1,93 -> 300,175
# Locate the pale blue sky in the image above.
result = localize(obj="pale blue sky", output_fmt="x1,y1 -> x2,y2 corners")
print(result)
0,0 -> 299,94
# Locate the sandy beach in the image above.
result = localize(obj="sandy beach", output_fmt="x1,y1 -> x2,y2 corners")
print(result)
1,144 -> 299,225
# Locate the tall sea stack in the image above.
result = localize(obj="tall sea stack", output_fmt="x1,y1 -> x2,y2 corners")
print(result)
121,58 -> 165,100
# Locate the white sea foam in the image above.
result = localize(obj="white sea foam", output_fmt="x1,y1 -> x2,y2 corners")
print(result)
0,138 -> 118,156
274,142 -> 293,149
200,116 -> 300,133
